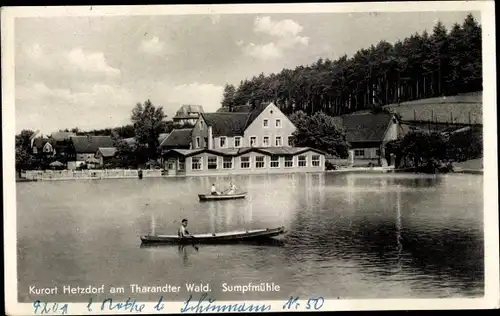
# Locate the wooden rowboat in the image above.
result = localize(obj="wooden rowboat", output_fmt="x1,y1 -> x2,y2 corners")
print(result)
140,226 -> 286,244
198,192 -> 247,201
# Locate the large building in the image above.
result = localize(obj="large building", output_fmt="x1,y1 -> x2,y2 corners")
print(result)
160,102 -> 325,176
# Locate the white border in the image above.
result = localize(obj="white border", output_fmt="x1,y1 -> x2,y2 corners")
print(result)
2,2 -> 498,314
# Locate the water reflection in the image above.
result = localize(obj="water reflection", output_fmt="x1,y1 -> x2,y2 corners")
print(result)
17,173 -> 483,301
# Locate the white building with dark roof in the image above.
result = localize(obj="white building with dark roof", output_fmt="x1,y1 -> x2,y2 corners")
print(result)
172,104 -> 205,126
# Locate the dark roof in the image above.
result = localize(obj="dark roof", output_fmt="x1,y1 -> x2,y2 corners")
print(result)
32,137 -> 54,149
173,104 -> 204,119
201,102 -> 271,136
70,136 -> 114,153
159,128 -> 192,148
201,113 -> 251,137
339,112 -> 395,143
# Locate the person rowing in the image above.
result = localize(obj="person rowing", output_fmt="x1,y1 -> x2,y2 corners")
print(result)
178,219 -> 192,238
178,219 -> 198,250
211,183 -> 220,195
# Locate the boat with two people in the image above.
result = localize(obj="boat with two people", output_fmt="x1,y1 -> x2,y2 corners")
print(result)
198,181 -> 246,201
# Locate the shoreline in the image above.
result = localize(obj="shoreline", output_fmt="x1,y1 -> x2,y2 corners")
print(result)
15,167 -> 483,182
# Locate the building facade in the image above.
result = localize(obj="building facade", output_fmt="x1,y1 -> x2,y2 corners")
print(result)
337,112 -> 403,166
161,147 -> 325,177
190,102 -> 296,150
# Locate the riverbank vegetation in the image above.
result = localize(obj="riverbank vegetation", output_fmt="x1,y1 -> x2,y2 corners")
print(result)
385,127 -> 483,173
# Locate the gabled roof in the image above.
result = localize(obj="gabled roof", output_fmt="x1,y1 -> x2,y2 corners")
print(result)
50,132 -> 76,141
32,137 -> 54,149
159,128 -> 192,148
201,102 -> 272,137
244,102 -> 269,128
338,112 -> 396,143
173,104 -> 204,119
70,136 -> 114,153
97,147 -> 117,157
158,133 -> 170,143
201,113 -> 251,137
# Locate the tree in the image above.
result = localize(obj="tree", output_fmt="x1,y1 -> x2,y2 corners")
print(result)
15,129 -> 36,176
289,111 -> 349,158
131,99 -> 167,162
221,84 -> 237,111
221,14 -> 481,117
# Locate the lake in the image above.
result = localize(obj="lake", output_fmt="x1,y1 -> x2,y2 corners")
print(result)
16,172 -> 484,302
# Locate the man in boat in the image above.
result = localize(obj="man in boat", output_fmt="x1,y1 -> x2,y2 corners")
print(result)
211,183 -> 220,195
178,219 -> 192,238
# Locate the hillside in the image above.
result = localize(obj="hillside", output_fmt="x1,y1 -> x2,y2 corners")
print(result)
384,92 -> 482,125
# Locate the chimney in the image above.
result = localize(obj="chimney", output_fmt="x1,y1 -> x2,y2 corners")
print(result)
208,126 -> 213,149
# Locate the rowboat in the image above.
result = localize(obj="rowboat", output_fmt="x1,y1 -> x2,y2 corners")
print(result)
198,192 -> 247,201
140,226 -> 286,244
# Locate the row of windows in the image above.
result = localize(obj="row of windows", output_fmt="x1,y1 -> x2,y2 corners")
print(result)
194,136 -> 295,149
354,149 -> 381,158
218,136 -> 293,148
191,155 -> 321,170
263,118 -> 282,128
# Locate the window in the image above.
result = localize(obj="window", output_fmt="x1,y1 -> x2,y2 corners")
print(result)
270,156 -> 280,168
288,136 -> 293,146
275,119 -> 282,128
207,156 -> 218,169
196,137 -> 200,148
235,137 -> 241,148
255,156 -> 265,168
200,120 -> 204,130
250,137 -> 257,147
275,136 -> 282,147
285,156 -> 293,168
298,155 -> 307,167
312,155 -> 320,167
204,137 -> 208,148
376,149 -> 381,156
192,157 -> 202,170
179,157 -> 185,170
263,119 -> 269,127
220,137 -> 226,148
354,149 -> 365,157
263,137 -> 270,147
223,157 -> 233,169
240,156 -> 250,169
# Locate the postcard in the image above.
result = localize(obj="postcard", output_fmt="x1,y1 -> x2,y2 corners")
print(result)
2,1 -> 499,315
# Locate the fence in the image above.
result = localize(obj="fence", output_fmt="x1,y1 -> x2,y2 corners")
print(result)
23,169 -> 164,181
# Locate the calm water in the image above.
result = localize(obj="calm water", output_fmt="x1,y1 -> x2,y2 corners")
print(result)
16,173 -> 484,302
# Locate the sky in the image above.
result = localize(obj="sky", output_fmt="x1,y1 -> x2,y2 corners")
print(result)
13,9 -> 480,135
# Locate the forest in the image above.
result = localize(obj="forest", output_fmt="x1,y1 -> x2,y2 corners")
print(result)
220,14 -> 482,116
